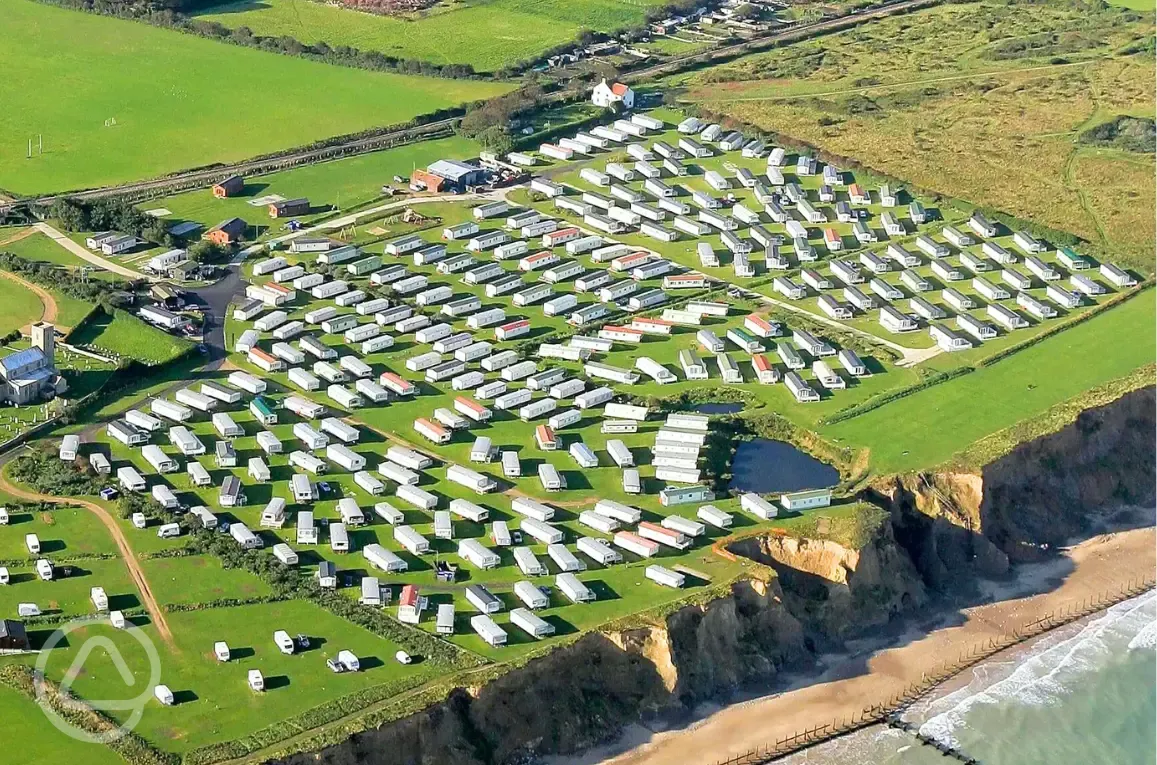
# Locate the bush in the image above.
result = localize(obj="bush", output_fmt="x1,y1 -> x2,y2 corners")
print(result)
9,447 -> 105,496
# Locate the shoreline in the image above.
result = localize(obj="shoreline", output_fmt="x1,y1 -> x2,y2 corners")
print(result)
547,524 -> 1156,765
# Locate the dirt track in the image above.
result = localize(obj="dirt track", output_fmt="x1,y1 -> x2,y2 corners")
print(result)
0,270 -> 60,330
0,472 -> 176,649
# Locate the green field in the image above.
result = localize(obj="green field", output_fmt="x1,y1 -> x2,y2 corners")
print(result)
0,229 -> 123,282
146,135 -> 481,239
140,554 -> 274,606
0,273 -> 46,336
0,0 -> 512,195
823,293 -> 1156,472
28,600 -> 447,753
194,0 -> 669,72
68,310 -> 193,364
0,684 -> 127,765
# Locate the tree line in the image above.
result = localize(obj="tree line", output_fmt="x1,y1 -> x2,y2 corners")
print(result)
35,0 -> 718,82
0,250 -> 137,310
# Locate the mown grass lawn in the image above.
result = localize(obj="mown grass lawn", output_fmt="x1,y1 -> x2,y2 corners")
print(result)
147,135 -> 481,238
0,273 -> 46,336
0,0 -> 512,195
0,684 -> 127,765
67,310 -> 192,365
823,293 -> 1156,473
140,553 -> 273,607
0,229 -> 123,281
194,0 -> 669,72
27,600 -> 446,753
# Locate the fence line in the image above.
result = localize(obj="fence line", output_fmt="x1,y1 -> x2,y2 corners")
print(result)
712,578 -> 1156,765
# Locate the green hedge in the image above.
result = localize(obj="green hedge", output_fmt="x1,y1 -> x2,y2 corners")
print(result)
822,365 -> 976,425
0,665 -> 177,765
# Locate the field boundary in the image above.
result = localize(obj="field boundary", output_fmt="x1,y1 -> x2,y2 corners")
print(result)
819,282 -> 1152,427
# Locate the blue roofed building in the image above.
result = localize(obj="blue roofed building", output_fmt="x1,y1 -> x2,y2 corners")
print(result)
0,322 -> 64,405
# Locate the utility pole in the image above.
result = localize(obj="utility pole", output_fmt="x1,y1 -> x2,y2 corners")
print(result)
38,134 -> 43,155
27,139 -> 31,159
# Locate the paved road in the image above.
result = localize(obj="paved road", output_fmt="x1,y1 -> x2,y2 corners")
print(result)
33,222 -> 151,281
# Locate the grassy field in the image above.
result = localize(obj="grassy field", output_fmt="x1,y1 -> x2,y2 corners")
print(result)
144,135 -> 481,240
193,0 -> 670,72
823,292 -> 1156,472
26,600 -> 447,753
140,554 -> 274,606
0,0 -> 511,195
0,229 -> 123,281
68,310 -> 193,365
0,272 -> 47,336
0,684 -> 127,765
679,1 -> 1157,269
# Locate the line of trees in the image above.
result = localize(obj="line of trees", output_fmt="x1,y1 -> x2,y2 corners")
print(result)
0,250 -> 136,309
47,196 -> 174,248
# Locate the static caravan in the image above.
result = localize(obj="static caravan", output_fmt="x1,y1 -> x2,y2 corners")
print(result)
925,254 -> 962,282
394,525 -> 431,555
187,461 -> 211,487
1017,291 -> 1057,320
446,464 -> 497,494
169,426 -> 206,456
987,303 -> 1029,330
556,572 -> 595,604
459,538 -> 500,569
365,543 -> 407,573
142,444 -> 178,473
646,565 -> 685,589
957,313 -> 998,342
151,398 -> 192,423
1101,263 -> 1136,288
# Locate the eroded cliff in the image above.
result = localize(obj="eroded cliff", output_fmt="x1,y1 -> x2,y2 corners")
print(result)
878,386 -> 1156,586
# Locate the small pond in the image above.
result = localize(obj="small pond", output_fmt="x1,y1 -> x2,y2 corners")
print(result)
692,402 -> 744,415
728,438 -> 840,494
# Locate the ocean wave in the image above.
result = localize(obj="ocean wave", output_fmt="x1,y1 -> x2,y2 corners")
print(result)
1128,620 -> 1157,651
916,592 -> 1156,749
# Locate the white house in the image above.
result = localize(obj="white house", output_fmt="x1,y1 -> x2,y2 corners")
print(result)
591,79 -> 635,109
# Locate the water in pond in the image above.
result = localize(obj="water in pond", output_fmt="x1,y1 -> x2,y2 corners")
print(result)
693,402 -> 744,415
728,438 -> 839,494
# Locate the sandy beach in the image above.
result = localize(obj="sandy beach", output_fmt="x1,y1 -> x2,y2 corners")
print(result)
551,525 -> 1156,765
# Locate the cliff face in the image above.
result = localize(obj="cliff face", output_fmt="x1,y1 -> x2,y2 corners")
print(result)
728,526 -> 926,649
274,388 -> 1155,765
879,386 -> 1156,585
277,578 -> 811,765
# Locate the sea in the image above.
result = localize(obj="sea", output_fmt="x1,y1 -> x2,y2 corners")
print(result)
779,591 -> 1157,765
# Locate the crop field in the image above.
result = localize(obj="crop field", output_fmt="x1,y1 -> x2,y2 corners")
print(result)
68,310 -> 193,365
144,135 -> 481,240
678,1 -> 1157,269
0,0 -> 511,195
193,0 -> 670,72
823,291 -> 1156,472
